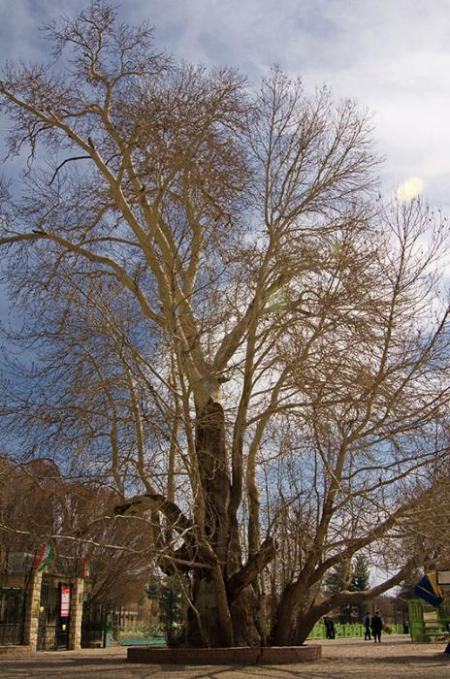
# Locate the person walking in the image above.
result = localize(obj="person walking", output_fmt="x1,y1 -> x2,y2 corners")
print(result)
328,618 -> 336,639
364,612 -> 371,640
323,617 -> 336,639
371,610 -> 383,643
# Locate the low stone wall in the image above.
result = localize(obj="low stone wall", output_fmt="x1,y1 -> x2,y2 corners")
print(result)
128,644 -> 321,665
0,645 -> 33,655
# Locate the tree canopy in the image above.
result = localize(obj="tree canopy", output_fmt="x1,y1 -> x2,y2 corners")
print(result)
1,1 -> 450,647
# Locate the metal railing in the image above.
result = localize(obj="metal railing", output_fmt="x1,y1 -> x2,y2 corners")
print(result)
307,622 -> 405,640
0,587 -> 25,646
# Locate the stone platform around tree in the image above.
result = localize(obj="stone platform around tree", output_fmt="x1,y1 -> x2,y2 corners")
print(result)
127,644 -> 322,664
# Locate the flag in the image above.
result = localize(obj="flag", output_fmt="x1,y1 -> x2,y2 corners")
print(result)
413,572 -> 443,608
34,544 -> 54,572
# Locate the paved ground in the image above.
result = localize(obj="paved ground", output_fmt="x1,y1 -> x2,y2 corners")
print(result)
0,636 -> 449,678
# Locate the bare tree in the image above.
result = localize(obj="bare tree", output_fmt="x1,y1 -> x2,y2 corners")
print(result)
0,456 -> 154,605
1,2 -> 450,646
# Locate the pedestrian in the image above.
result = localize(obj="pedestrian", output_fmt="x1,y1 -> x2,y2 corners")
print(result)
371,610 -> 383,643
328,618 -> 336,639
323,616 -> 335,639
364,612 -> 371,640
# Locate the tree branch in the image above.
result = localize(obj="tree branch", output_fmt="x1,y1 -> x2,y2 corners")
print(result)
227,537 -> 276,598
49,155 -> 92,185
114,493 -> 192,538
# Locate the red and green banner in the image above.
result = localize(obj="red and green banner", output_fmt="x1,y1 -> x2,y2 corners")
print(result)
82,557 -> 92,578
33,544 -> 54,572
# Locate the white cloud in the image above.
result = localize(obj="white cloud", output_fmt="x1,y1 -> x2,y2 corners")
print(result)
1,0 -> 450,206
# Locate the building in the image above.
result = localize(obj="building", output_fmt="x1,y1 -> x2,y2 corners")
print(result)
0,552 -> 84,651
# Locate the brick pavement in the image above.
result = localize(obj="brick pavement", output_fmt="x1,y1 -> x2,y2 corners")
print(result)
0,635 -> 449,678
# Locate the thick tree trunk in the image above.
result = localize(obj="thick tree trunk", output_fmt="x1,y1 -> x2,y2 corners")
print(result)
184,570 -> 231,647
271,578 -> 319,645
291,616 -> 318,645
195,398 -> 230,563
270,604 -> 317,646
230,585 -> 261,646
270,584 -> 297,645
179,395 -> 265,647
182,576 -> 262,648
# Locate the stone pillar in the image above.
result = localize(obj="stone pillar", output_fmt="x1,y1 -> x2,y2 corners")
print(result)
23,569 -> 43,650
68,578 -> 84,650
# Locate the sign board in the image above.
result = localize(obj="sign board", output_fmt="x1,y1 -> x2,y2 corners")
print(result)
437,571 -> 450,586
60,585 -> 71,617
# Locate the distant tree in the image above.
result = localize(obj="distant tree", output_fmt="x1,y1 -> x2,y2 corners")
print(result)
324,555 -> 370,622
158,575 -> 187,645
324,562 -> 350,598
350,555 -> 370,621
371,594 -> 408,626
0,456 -> 153,606
352,555 -> 370,593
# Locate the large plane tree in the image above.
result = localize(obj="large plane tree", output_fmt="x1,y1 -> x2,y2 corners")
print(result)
1,2 -> 450,647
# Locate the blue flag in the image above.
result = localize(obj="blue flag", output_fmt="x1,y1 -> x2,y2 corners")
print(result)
414,574 -> 443,608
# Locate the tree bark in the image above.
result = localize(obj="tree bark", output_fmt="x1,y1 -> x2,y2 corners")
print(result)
179,396 -> 275,647
272,558 -> 417,646
195,398 -> 231,564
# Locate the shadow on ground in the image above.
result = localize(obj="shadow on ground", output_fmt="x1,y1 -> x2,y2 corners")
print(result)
0,643 -> 449,679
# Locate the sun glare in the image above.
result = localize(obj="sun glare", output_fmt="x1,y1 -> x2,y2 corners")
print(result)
396,176 -> 424,202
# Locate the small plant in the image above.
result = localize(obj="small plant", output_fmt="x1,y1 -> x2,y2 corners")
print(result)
145,620 -> 164,638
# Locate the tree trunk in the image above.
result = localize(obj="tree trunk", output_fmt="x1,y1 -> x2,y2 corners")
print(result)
270,583 -> 297,645
180,395 -> 263,647
230,585 -> 261,646
271,594 -> 325,646
293,609 -> 323,645
184,570 -> 230,647
270,580 -> 317,645
195,398 -> 230,564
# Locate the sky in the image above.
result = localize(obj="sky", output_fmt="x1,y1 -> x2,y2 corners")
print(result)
1,0 -> 450,208
1,0 -> 450,321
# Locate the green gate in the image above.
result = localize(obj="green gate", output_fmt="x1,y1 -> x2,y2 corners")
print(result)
408,599 -> 427,642
408,598 -> 450,642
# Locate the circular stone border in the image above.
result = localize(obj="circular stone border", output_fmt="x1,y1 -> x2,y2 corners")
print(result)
127,644 -> 321,665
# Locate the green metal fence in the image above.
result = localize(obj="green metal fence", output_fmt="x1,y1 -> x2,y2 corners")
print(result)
118,634 -> 166,646
307,622 -> 405,640
117,625 -> 407,645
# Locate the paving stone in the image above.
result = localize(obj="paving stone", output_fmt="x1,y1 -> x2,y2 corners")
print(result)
0,635 -> 449,678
